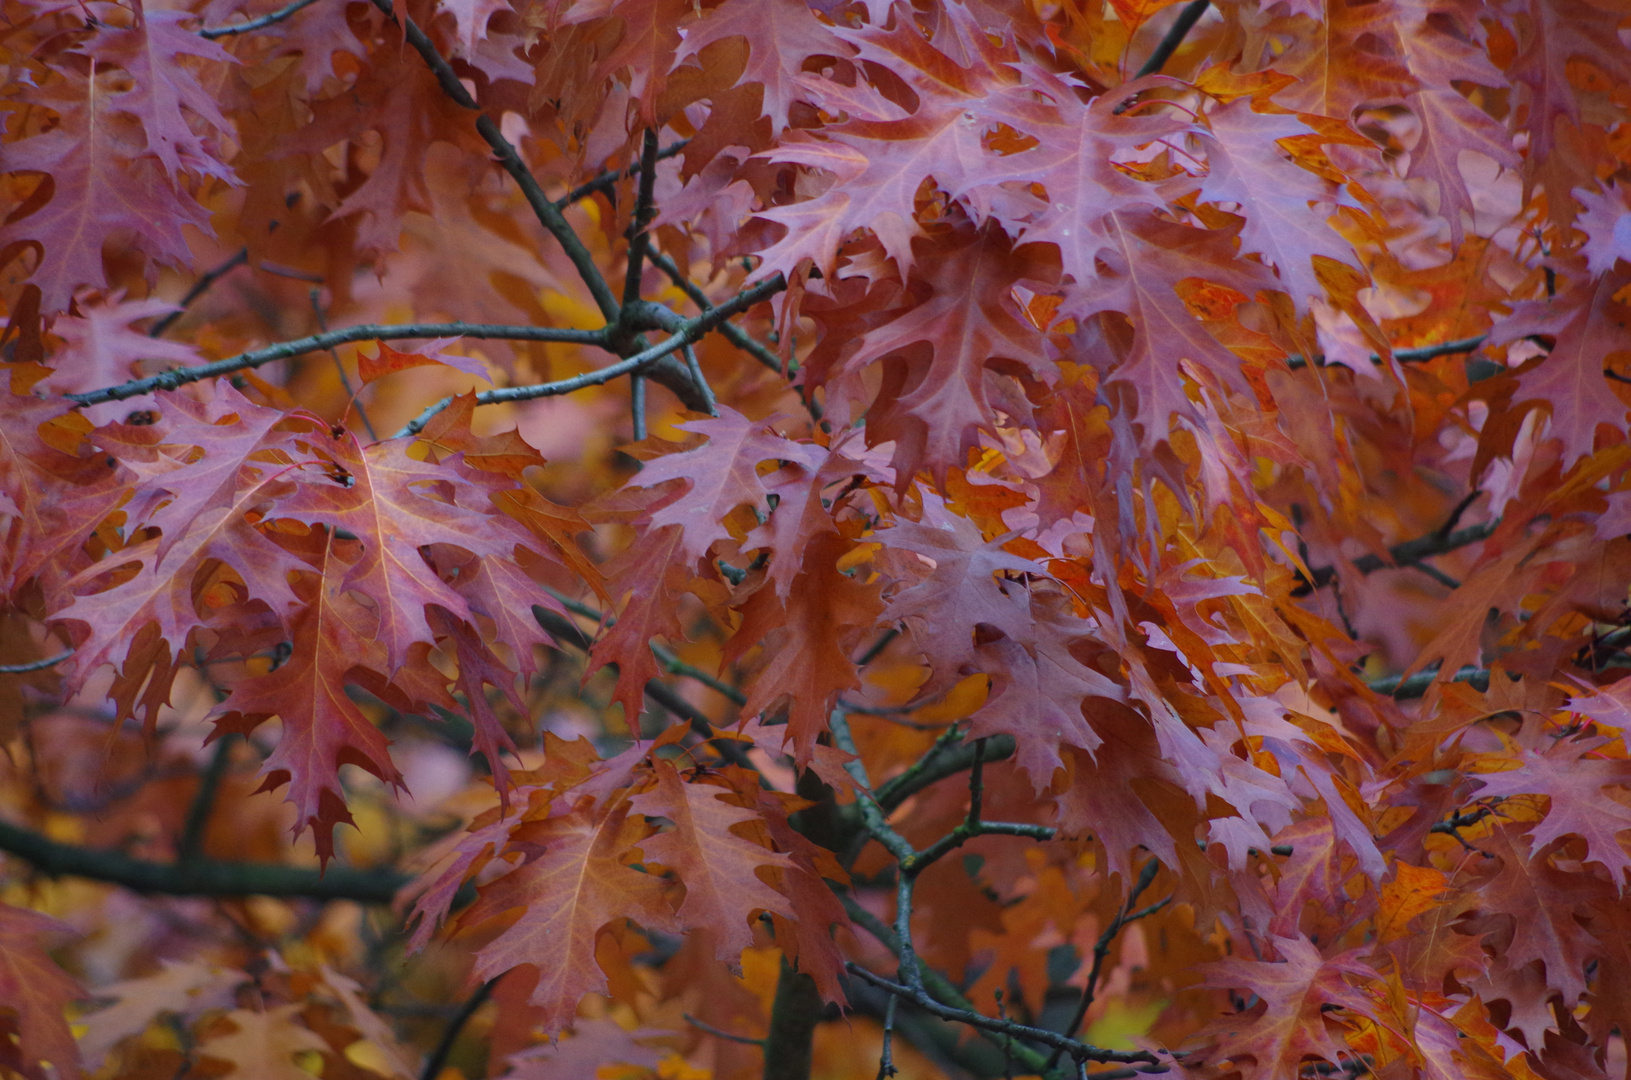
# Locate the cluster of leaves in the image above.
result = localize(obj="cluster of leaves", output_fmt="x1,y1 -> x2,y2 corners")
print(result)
2,0 -> 1631,1077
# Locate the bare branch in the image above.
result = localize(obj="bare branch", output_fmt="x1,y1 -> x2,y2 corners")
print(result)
177,736 -> 235,864
840,898 -> 1062,1078
420,980 -> 496,1080
621,129 -> 662,312
367,0 -> 622,321
1134,0 -> 1210,78
395,276 -> 785,437
1285,335 -> 1488,371
764,959 -> 822,1080
1294,519 -> 1497,595
199,0 -> 319,38
555,140 -> 690,210
845,965 -> 1163,1068
0,817 -> 408,902
646,252 -> 785,374
0,649 -> 74,675
1047,859 -> 1166,1069
69,322 -> 605,407
1368,662 -> 1488,699
684,1013 -> 764,1047
148,248 -> 248,336
875,731 -> 1016,813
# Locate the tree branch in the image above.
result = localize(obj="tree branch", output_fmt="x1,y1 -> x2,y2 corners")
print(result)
394,276 -> 785,437
0,649 -> 73,675
419,979 -> 495,1080
1134,0 -> 1210,78
178,736 -> 235,863
528,606 -> 760,776
621,129 -> 662,314
1293,520 -> 1497,595
148,248 -> 248,336
840,898 -> 1063,1078
875,732 -> 1016,814
1046,859 -> 1165,1069
69,323 -> 605,407
1285,335 -> 1488,371
0,818 -> 409,902
645,253 -> 784,374
845,966 -> 1160,1069
367,0 -> 622,322
763,958 -> 822,1080
554,140 -> 691,210
199,0 -> 319,38
1367,662 -> 1488,699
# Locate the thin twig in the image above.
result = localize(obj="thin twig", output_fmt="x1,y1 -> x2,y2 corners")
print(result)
1134,0 -> 1209,78
856,627 -> 901,668
630,374 -> 648,440
198,0 -> 319,38
1047,859 -> 1166,1069
1285,335 -> 1488,371
875,732 -> 1015,814
647,252 -> 784,374
829,709 -> 924,994
840,898 -> 1060,1078
529,605 -> 760,775
679,344 -> 717,415
70,322 -> 605,407
394,276 -> 785,437
310,288 -> 379,441
419,979 -> 496,1080
684,1013 -> 765,1047
554,140 -> 690,210
543,587 -> 748,705
0,649 -> 74,675
148,248 -> 248,336
1367,662 -> 1488,699
845,965 -> 1162,1068
1294,520 -> 1497,596
877,995 -> 899,1079
625,302 -> 721,414
178,736 -> 235,863
368,0 -> 622,321
622,129 -> 662,312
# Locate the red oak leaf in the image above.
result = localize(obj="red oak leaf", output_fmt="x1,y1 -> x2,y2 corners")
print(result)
0,903 -> 82,1080
630,761 -> 794,964
463,800 -> 681,1036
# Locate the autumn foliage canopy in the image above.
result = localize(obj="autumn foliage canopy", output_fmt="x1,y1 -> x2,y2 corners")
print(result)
3,0 -> 1631,1077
